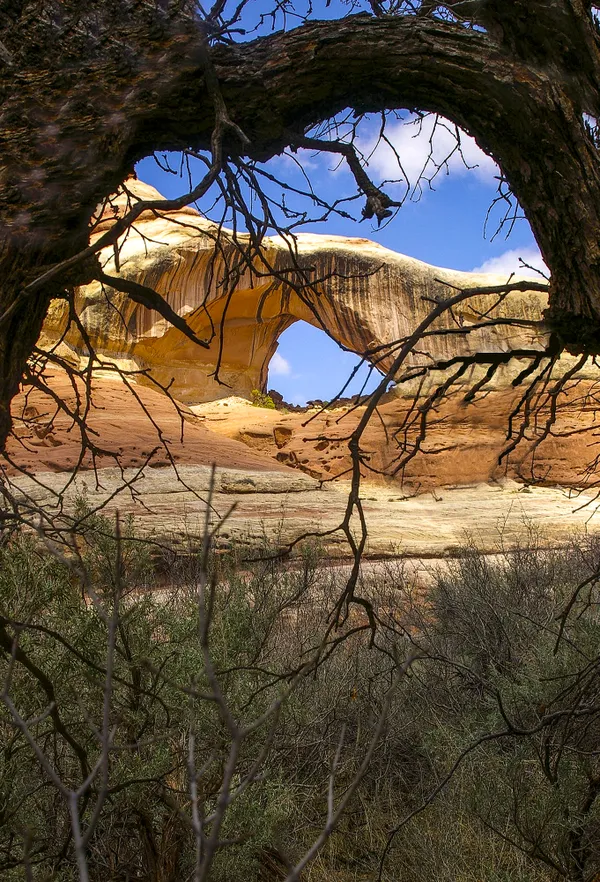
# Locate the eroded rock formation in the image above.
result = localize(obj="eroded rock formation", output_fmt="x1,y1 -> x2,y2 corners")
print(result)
14,178 -> 600,555
41,179 -> 550,404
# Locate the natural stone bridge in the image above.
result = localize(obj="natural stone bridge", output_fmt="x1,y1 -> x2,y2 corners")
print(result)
19,180 -> 600,557
41,179 -> 549,404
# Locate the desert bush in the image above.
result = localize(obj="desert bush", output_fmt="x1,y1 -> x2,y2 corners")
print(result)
250,390 -> 276,409
1,520 -> 599,881
375,532 -> 600,882
0,517 -> 406,881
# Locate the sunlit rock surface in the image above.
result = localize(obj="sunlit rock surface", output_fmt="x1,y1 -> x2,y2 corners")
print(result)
8,373 -> 600,558
41,178 -> 550,404
23,179 -> 600,555
11,462 -> 600,558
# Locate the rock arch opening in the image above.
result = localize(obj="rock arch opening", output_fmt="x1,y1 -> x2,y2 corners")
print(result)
266,321 -> 382,407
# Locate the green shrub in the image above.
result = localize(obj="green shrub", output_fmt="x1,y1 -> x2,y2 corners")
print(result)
1,520 -> 599,882
250,389 -> 276,409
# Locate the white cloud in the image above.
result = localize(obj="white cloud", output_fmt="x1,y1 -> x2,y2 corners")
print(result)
269,352 -> 291,376
364,115 -> 499,191
472,246 -> 548,279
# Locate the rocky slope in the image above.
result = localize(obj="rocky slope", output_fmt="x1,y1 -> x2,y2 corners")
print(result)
12,457 -> 598,558
6,374 -> 286,476
7,372 -> 600,557
12,178 -> 600,556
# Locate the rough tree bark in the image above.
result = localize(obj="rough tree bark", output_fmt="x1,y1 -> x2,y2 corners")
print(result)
2,0 -> 600,448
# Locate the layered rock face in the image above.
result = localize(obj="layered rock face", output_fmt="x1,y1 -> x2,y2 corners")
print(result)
22,178 -> 600,555
8,364 -> 600,558
41,179 -> 550,404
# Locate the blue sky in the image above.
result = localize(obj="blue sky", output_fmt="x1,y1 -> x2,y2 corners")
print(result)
137,110 -> 545,405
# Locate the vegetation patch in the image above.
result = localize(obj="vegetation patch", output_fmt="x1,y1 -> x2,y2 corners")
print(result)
251,389 -> 277,409
0,511 -> 598,881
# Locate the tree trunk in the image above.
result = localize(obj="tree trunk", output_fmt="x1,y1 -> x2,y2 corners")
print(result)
0,252 -> 54,450
0,223 -> 107,450
465,78 -> 600,349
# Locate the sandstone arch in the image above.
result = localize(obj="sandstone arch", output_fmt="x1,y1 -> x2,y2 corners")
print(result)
41,179 -> 550,405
